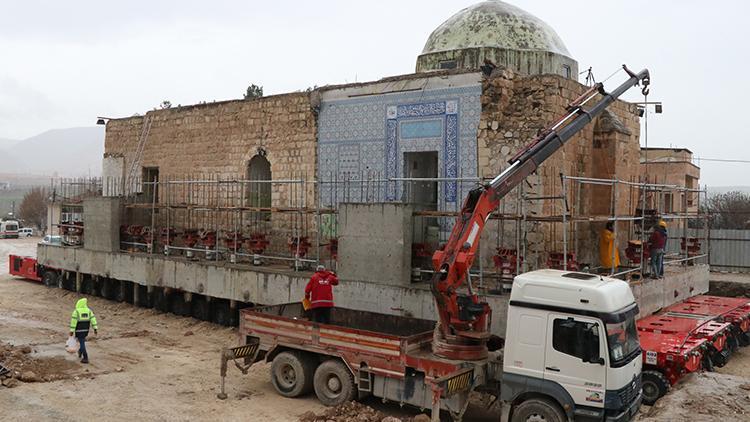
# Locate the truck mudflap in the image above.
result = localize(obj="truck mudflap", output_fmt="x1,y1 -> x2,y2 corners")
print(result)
435,367 -> 474,398
217,340 -> 261,399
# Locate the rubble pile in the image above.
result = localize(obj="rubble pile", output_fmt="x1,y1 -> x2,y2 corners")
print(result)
298,401 -> 431,422
0,342 -> 77,387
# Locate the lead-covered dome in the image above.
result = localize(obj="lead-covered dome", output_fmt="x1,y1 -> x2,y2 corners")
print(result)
416,1 -> 578,79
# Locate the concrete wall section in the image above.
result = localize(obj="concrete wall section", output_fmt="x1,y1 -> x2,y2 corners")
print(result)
630,264 -> 710,316
337,203 -> 413,286
83,197 -> 121,252
37,245 -> 709,337
37,244 -> 512,336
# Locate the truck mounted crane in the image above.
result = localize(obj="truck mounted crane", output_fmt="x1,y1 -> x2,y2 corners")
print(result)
430,65 -> 651,360
222,65 -> 650,422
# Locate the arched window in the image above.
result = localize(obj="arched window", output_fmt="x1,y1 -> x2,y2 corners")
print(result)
247,154 -> 271,211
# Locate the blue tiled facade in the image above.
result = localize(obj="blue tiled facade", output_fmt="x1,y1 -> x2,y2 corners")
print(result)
318,85 -> 482,213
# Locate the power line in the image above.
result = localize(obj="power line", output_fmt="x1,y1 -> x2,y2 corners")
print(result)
695,157 -> 750,163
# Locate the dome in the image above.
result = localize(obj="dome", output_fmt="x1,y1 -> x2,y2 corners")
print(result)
416,1 -> 578,78
422,1 -> 572,57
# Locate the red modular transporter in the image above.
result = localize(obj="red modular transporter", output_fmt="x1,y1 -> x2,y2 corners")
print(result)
637,314 -> 733,369
668,295 -> 750,347
636,329 -> 706,404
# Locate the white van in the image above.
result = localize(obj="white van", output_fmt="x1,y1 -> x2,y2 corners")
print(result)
0,220 -> 20,238
18,228 -> 34,237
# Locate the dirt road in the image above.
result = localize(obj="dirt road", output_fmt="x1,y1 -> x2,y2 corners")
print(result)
6,237 -> 750,421
0,238 -> 325,422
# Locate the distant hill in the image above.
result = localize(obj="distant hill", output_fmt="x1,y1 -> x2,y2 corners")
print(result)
0,137 -> 17,150
0,127 -> 104,177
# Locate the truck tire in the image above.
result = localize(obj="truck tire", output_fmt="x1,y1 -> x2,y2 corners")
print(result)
512,398 -> 565,422
313,359 -> 356,407
271,351 -> 315,398
641,370 -> 670,405
42,271 -> 57,288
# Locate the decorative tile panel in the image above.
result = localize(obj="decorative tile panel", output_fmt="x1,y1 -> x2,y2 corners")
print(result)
318,84 -> 482,221
400,119 -> 443,139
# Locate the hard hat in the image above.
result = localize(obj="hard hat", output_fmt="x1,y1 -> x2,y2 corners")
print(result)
658,220 -> 667,228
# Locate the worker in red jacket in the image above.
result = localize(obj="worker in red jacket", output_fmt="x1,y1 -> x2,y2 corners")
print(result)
305,265 -> 338,324
648,220 -> 668,279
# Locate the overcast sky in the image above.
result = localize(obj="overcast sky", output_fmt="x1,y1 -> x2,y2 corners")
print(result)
0,0 -> 747,186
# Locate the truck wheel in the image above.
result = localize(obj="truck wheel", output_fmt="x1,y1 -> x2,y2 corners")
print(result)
42,271 -> 57,288
313,359 -> 356,407
512,398 -> 566,422
271,351 -> 315,398
641,370 -> 670,405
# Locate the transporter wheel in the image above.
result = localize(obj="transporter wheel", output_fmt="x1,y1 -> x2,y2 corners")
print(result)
728,333 -> 740,353
711,348 -> 730,368
212,300 -> 231,326
100,279 -> 115,300
271,351 -> 315,398
191,297 -> 211,321
313,359 -> 356,407
81,276 -> 94,295
511,398 -> 566,422
42,271 -> 58,288
702,354 -> 715,372
115,281 -> 126,302
153,289 -> 170,312
170,294 -> 191,316
641,370 -> 670,405
61,274 -> 75,291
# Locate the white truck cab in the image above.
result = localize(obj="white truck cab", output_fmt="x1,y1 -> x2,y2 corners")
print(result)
502,269 -> 642,422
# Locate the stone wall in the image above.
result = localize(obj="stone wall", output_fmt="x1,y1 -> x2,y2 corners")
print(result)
104,93 -> 318,251
105,92 -> 317,205
476,69 -> 642,269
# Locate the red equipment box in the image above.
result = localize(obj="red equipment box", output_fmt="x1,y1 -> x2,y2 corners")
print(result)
8,255 -> 42,282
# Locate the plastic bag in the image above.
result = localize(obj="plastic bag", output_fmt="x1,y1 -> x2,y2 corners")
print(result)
302,297 -> 312,311
65,336 -> 78,354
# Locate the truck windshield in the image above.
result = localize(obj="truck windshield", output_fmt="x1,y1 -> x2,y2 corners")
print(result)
606,315 -> 640,364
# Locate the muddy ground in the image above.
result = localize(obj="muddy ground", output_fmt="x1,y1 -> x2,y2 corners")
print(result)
0,237 -> 326,421
4,237 -> 750,421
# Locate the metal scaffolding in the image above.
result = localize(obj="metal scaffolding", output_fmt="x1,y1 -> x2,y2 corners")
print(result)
50,172 -> 709,285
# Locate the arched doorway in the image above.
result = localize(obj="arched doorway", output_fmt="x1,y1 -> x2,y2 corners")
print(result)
247,154 -> 271,216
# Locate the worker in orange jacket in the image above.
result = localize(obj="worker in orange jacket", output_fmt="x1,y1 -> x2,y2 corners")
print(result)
305,265 -> 338,324
599,221 -> 621,271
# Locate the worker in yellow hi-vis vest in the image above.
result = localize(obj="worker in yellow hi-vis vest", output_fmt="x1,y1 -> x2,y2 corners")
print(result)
69,298 -> 98,364
599,221 -> 621,272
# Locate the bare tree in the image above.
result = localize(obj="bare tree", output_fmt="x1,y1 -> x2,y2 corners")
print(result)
704,191 -> 750,229
19,187 -> 48,229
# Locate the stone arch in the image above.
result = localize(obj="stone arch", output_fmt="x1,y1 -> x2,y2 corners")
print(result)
246,154 -> 271,210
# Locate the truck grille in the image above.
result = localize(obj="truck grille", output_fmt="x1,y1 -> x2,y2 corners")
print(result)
618,375 -> 641,405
